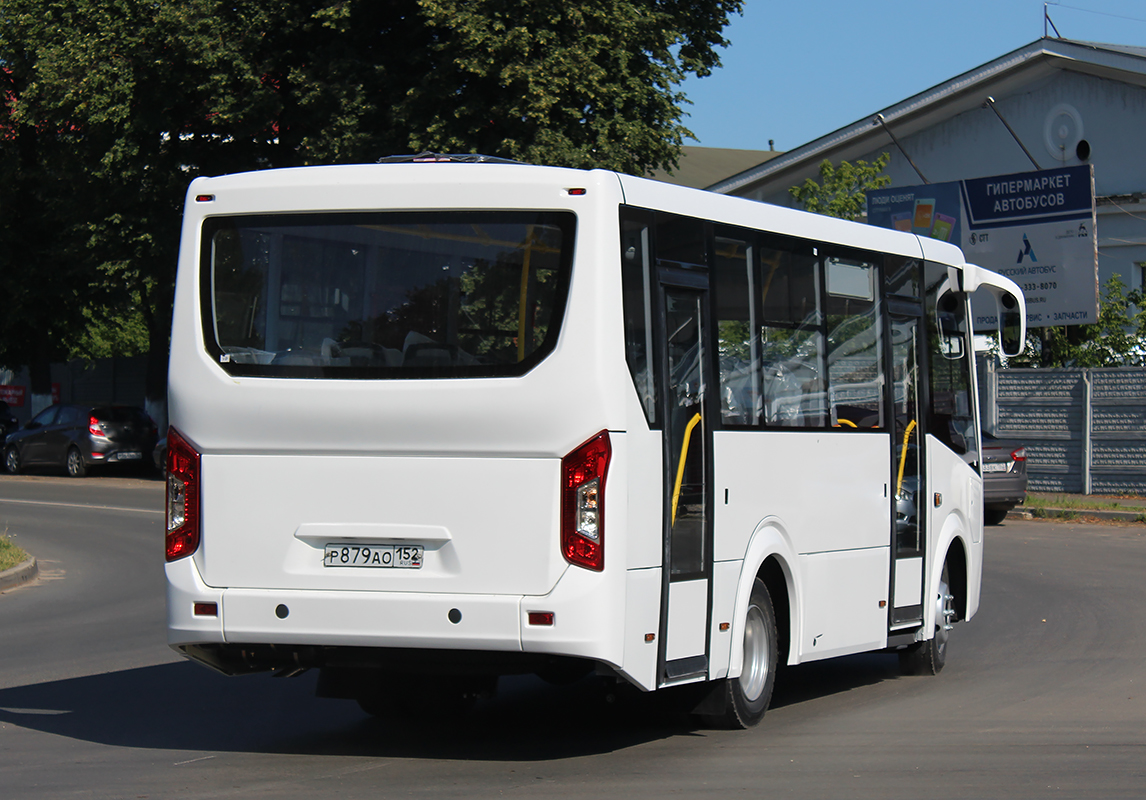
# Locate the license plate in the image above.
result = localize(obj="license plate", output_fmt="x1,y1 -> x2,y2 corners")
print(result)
117,451 -> 143,461
323,544 -> 423,569
983,462 -> 1010,473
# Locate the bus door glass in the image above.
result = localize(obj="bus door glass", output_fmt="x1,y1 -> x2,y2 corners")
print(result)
886,257 -> 925,628
658,276 -> 713,684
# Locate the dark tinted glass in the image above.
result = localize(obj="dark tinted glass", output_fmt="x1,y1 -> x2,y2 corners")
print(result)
202,211 -> 575,379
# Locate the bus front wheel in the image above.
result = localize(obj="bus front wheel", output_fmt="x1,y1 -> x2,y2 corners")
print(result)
699,578 -> 777,729
899,561 -> 953,676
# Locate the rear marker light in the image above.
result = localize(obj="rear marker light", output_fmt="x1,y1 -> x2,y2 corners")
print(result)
561,431 -> 611,572
165,427 -> 202,562
193,602 -> 217,617
528,612 -> 555,626
195,194 -> 215,202
567,188 -> 587,196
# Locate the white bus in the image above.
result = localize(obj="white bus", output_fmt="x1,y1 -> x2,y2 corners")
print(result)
165,158 -> 1025,728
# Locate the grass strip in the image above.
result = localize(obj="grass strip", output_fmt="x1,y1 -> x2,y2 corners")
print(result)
1025,494 -> 1140,512
0,535 -> 30,572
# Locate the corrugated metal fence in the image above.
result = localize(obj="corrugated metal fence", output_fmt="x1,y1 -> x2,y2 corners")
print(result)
981,363 -> 1146,495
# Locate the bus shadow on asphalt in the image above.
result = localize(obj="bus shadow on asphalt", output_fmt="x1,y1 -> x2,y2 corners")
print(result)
0,654 -> 904,758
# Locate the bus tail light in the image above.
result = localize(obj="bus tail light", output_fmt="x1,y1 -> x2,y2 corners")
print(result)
165,427 -> 201,562
561,431 -> 611,571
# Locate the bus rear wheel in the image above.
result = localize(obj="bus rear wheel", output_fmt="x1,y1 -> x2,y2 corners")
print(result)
900,562 -> 953,676
699,578 -> 777,729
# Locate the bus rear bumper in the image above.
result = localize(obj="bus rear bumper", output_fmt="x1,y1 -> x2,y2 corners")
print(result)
166,554 -> 627,677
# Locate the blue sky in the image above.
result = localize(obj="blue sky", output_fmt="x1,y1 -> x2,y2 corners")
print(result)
680,0 -> 1146,152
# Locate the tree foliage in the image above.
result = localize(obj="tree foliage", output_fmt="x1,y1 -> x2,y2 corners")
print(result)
788,154 -> 892,221
0,0 -> 742,400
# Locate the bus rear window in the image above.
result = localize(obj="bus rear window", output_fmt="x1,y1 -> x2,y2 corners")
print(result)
200,211 -> 575,378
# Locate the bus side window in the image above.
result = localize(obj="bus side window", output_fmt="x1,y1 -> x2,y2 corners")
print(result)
759,243 -> 826,428
621,210 -> 657,424
714,235 -> 760,425
825,256 -> 884,429
655,213 -> 707,270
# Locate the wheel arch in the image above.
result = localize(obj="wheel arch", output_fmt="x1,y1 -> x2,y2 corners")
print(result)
756,556 -> 791,674
729,519 -> 799,677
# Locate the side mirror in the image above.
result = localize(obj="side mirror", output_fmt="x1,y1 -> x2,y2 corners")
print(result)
959,263 -> 1027,357
999,291 -> 1023,357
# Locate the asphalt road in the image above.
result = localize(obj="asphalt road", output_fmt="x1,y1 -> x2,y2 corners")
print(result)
1,474 -> 1144,799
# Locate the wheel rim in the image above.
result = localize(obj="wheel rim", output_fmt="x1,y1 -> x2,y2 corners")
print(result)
5,448 -> 16,473
67,450 -> 82,476
934,571 -> 952,658
740,604 -> 770,702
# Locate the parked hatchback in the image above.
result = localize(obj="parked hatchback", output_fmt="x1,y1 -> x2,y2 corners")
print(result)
982,432 -> 1028,525
3,404 -> 158,478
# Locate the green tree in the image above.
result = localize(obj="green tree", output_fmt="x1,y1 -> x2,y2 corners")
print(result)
1,0 -> 742,414
0,39 -> 95,400
788,153 -> 892,221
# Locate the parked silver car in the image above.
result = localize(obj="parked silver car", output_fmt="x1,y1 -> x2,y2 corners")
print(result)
3,404 -> 158,478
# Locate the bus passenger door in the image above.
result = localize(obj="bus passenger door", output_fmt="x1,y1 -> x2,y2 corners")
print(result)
657,277 -> 713,686
889,311 -> 925,629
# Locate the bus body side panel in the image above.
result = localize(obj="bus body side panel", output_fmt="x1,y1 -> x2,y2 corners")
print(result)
707,559 -> 742,681
619,567 -> 662,690
797,548 -> 890,661
623,424 -> 663,570
926,433 -> 984,627
713,430 -> 891,665
712,431 -> 891,561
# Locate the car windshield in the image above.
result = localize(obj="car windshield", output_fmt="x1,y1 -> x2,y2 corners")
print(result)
201,210 -> 576,379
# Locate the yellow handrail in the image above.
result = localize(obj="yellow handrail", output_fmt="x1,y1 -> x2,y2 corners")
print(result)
671,413 -> 703,525
896,419 -> 918,495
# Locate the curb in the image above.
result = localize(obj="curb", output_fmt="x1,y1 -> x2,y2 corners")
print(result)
0,557 -> 38,592
1015,507 -> 1146,524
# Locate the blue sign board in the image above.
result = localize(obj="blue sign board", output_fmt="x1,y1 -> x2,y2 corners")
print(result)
960,165 -> 1092,229
866,165 -> 1097,330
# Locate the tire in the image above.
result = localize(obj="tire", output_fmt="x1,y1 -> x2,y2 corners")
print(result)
4,445 -> 20,475
984,508 -> 1009,526
900,561 -> 953,676
65,447 -> 88,478
700,578 -> 778,729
